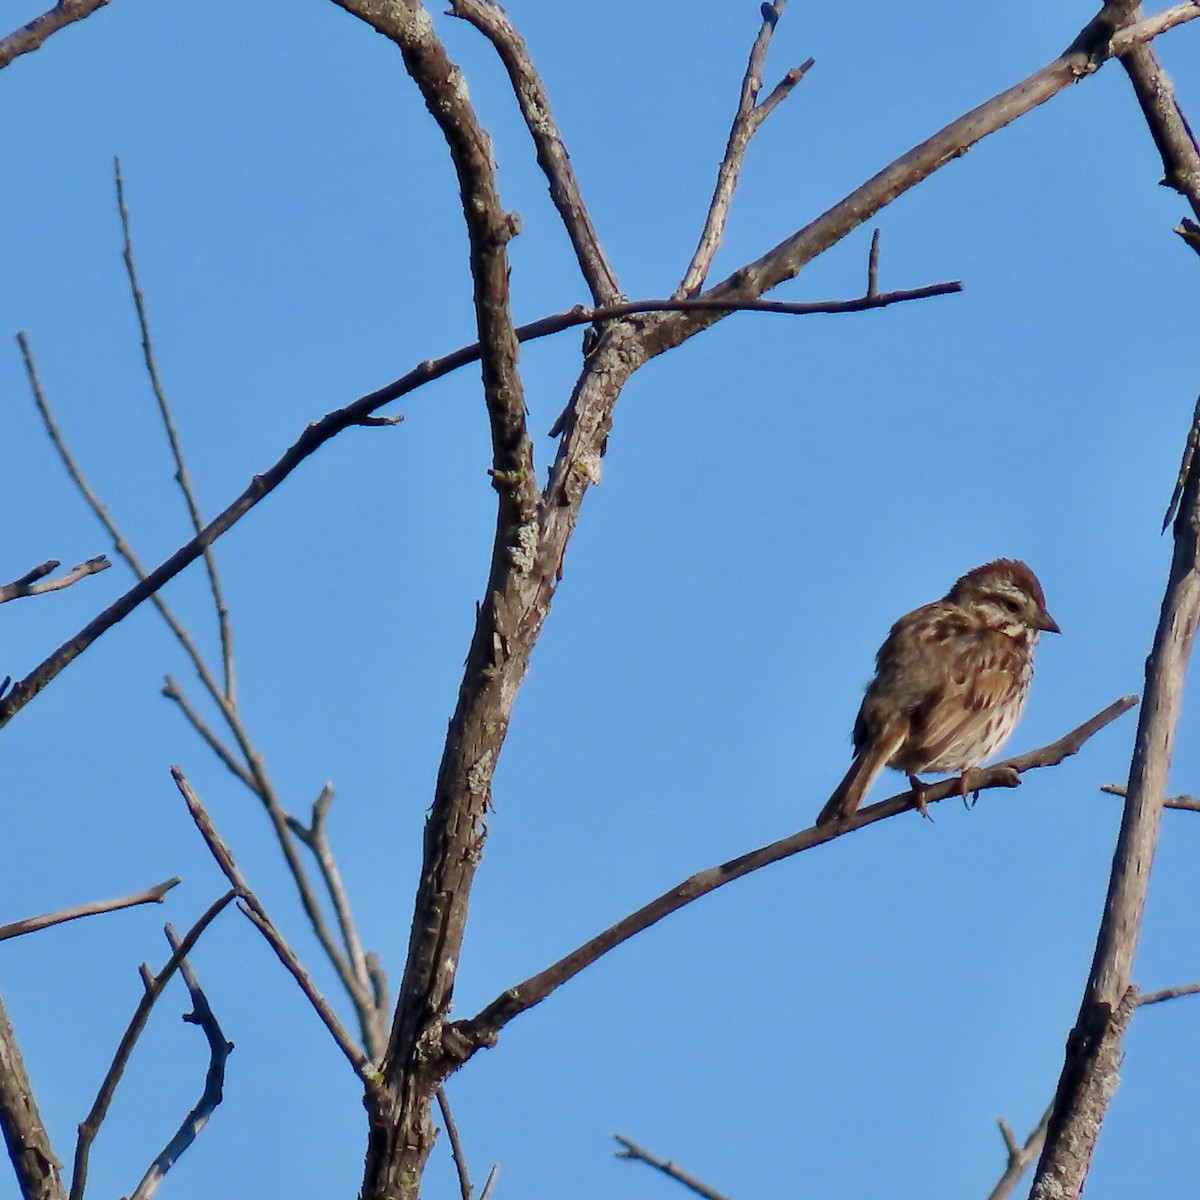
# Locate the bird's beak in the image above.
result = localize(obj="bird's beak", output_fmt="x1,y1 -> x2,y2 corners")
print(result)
1037,610 -> 1061,634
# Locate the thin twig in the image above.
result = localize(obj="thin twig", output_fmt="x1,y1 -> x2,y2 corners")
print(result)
0,0 -> 113,69
160,677 -> 256,791
987,1106 -> 1053,1200
478,1163 -> 499,1200
679,0 -> 814,295
69,890 -> 238,1200
867,228 -> 881,297
1100,782 -> 1200,812
1137,980 -> 1200,1006
449,697 -> 1137,1058
614,1135 -> 732,1200
0,878 -> 180,942
0,556 -> 109,604
126,925 -> 233,1200
170,767 -> 376,1089
114,157 -> 236,703
437,1087 -> 473,1200
285,785 -> 383,1054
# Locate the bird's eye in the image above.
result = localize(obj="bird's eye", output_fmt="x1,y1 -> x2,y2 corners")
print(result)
1000,597 -> 1021,613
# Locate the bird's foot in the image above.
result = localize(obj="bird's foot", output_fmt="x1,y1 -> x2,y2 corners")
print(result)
907,774 -> 933,821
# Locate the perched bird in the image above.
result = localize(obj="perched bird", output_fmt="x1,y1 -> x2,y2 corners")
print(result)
816,559 -> 1059,826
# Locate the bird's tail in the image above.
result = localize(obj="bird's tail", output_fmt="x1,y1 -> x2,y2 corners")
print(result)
816,728 -> 904,826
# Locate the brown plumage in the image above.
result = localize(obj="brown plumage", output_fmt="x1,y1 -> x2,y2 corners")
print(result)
816,559 -> 1059,826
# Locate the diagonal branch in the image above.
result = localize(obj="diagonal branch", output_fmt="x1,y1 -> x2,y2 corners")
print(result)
447,696 -> 1136,1058
1117,4 -> 1200,255
170,767 -> 376,1089
448,0 -> 621,305
0,878 -> 180,942
114,158 -> 237,703
126,926 -> 233,1200
0,0 -> 113,70
679,0 -> 814,296
614,1135 -> 732,1200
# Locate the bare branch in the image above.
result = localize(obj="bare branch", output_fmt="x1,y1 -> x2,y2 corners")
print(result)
286,785 -> 384,1055
449,696 -> 1136,1057
69,890 -> 238,1200
160,677 -> 256,792
1100,782 -> 1200,812
1031,392 -> 1200,1195
0,556 -> 109,604
8,1 -> 1197,733
0,878 -> 180,942
1119,24 -> 1200,222
1137,980 -> 1200,1006
170,767 -> 376,1089
987,1107 -> 1052,1200
14,331 -> 236,714
867,228 -> 881,298
0,991 -> 65,1200
0,0 -> 113,70
614,1135 -> 732,1200
114,157 -> 237,704
448,0 -> 621,304
635,1 -> 1200,363
4,271 -> 956,734
126,926 -> 233,1200
478,1164 -> 499,1200
436,1087 -> 473,1200
17,334 -> 380,1048
679,0 -> 814,296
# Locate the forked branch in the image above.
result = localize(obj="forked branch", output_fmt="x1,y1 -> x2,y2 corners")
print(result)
125,927 -> 233,1200
69,890 -> 238,1200
679,0 -> 814,295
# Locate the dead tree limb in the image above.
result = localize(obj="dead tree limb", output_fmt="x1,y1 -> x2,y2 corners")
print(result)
1029,395 -> 1200,1197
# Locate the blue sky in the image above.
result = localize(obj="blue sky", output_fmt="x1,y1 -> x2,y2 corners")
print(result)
4,2 -> 1200,1198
